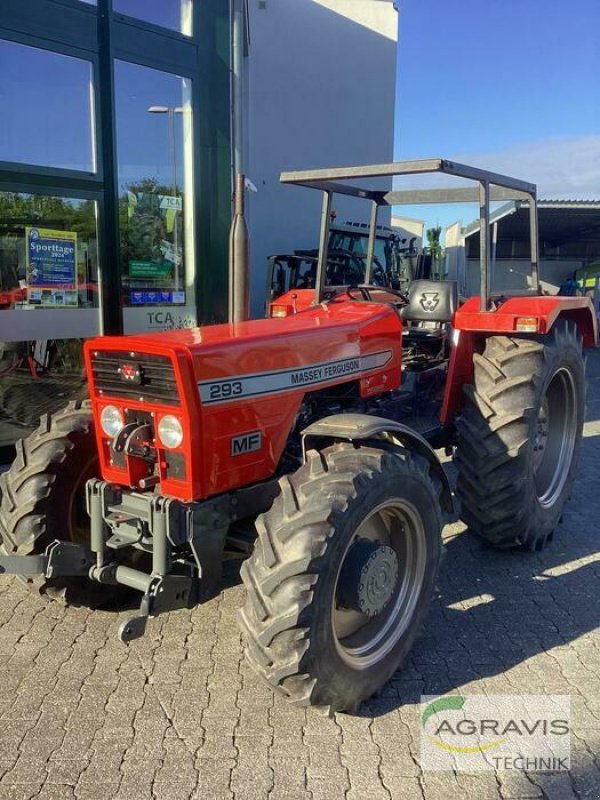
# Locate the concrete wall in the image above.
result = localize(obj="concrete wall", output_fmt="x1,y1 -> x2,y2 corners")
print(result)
391,214 -> 424,250
245,0 -> 398,314
444,221 -> 467,294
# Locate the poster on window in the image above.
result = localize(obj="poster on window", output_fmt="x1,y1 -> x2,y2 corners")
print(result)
26,227 -> 78,307
125,191 -> 184,305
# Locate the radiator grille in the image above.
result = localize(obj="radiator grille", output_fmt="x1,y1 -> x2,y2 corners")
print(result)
91,351 -> 179,405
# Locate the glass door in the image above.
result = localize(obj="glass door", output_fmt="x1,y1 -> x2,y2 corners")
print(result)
114,60 -> 196,333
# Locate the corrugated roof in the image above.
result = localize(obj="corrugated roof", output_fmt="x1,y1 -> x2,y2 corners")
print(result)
463,200 -> 600,245
538,199 -> 600,208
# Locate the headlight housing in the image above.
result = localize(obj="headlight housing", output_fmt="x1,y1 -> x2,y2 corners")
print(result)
100,405 -> 124,437
158,415 -> 184,449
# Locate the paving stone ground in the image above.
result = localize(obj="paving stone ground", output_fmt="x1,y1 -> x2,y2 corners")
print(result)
0,351 -> 599,800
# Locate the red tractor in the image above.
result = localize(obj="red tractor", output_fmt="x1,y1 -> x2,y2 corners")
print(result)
0,160 -> 596,713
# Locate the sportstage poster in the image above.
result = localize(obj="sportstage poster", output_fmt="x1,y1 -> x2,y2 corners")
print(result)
26,227 -> 78,307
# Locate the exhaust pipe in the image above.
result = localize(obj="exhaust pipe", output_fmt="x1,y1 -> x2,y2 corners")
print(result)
228,173 -> 250,323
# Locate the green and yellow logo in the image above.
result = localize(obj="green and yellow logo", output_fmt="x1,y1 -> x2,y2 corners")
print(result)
421,695 -> 506,754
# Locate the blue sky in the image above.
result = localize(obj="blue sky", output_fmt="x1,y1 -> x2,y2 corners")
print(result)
394,0 -> 600,232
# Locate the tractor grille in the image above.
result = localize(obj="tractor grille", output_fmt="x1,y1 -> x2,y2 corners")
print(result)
91,351 -> 179,406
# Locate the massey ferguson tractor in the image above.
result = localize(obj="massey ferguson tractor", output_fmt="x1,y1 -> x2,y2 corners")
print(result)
0,160 -> 596,713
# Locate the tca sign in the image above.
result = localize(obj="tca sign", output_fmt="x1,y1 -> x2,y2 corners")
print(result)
123,305 -> 198,333
146,310 -> 197,329
123,306 -> 198,334
159,195 -> 182,211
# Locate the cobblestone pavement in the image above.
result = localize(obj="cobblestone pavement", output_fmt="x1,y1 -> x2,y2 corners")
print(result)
0,353 -> 599,800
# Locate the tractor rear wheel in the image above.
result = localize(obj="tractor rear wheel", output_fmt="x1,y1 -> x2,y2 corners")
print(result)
0,400 -> 97,597
238,443 -> 443,712
455,320 -> 585,550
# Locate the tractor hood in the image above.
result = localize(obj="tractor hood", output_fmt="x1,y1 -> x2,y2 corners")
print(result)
84,301 -> 403,502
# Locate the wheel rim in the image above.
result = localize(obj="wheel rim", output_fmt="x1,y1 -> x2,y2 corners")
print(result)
332,499 -> 427,670
533,367 -> 578,508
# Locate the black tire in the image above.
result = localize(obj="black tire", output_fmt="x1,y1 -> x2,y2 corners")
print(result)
455,320 -> 585,550
0,400 -> 98,596
238,442 -> 443,713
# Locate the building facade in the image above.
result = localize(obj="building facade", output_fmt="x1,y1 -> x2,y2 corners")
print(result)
0,0 -> 231,452
0,0 -> 398,453
245,0 -> 399,313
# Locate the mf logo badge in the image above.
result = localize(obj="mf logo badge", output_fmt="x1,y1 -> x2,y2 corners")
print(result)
231,431 -> 262,456
119,363 -> 142,385
420,292 -> 440,312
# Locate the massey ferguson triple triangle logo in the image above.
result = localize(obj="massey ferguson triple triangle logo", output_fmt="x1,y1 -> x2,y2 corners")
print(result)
420,292 -> 440,312
119,363 -> 142,385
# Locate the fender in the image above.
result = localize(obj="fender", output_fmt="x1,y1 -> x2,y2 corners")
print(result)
301,413 -> 453,515
441,296 -> 598,424
453,295 -> 598,346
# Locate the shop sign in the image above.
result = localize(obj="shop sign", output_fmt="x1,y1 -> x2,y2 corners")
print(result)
129,260 -> 172,278
123,305 -> 197,334
26,227 -> 78,307
159,195 -> 182,211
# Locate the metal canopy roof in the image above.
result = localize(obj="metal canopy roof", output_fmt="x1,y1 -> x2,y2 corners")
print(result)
279,158 -> 540,312
280,159 -> 537,205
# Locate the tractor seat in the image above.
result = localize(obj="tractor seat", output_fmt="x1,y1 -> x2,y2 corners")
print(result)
400,280 -> 458,344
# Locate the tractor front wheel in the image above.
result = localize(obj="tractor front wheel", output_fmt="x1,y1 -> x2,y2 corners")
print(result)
0,400 -> 98,598
238,443 -> 443,713
455,320 -> 585,550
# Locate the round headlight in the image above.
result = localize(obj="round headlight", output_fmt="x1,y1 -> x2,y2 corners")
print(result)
100,405 -> 124,438
158,415 -> 184,449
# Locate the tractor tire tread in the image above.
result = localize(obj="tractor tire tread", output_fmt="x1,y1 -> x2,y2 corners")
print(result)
238,443 -> 442,711
455,320 -> 584,549
0,400 -> 93,560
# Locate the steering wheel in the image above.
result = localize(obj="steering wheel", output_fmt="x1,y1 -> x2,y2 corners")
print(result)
347,285 -> 372,302
347,285 -> 409,305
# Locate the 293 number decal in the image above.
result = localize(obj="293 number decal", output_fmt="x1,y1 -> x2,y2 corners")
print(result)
209,381 -> 243,401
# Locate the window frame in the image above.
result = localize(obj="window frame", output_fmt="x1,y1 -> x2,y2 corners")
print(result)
0,0 -> 229,334
0,31 -> 103,184
111,6 -> 194,41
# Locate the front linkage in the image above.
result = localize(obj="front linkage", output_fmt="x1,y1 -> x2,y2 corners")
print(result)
0,477 -> 277,643
87,480 -> 209,642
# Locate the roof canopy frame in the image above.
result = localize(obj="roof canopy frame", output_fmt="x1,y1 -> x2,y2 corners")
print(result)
280,159 -> 539,310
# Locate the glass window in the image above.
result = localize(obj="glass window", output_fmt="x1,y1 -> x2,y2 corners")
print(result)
374,238 -> 387,264
0,40 -> 95,172
329,231 -> 388,262
0,192 -> 100,448
0,192 -> 99,315
115,60 -> 196,333
113,0 -> 193,36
